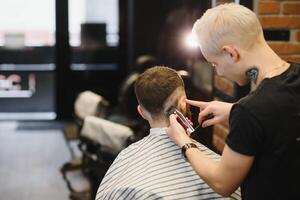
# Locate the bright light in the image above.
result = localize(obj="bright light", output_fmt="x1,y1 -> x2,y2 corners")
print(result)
184,32 -> 198,48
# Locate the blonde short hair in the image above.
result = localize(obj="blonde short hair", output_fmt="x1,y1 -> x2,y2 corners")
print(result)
193,3 -> 263,54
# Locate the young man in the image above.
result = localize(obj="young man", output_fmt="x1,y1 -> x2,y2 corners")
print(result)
95,67 -> 241,200
167,3 -> 300,200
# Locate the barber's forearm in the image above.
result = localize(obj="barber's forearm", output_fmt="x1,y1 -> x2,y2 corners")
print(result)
185,148 -> 234,197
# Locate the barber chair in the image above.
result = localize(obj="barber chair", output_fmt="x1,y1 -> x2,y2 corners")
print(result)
60,55 -> 165,200
61,79 -> 149,200
61,91 -> 110,200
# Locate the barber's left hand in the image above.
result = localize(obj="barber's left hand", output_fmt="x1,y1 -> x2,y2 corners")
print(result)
167,114 -> 192,147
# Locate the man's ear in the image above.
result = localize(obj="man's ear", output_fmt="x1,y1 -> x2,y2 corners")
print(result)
178,96 -> 187,111
137,105 -> 147,120
222,45 -> 240,62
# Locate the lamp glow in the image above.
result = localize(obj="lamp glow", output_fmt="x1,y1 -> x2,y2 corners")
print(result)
185,32 -> 198,48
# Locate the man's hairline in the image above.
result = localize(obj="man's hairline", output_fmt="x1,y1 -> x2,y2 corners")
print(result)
138,86 -> 185,119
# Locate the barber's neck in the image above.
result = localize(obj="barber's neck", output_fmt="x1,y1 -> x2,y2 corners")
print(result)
245,40 -> 288,85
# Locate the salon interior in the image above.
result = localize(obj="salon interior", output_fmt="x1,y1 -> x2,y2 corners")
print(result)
0,0 -> 298,199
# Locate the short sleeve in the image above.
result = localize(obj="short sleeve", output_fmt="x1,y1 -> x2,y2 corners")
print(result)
226,104 -> 264,156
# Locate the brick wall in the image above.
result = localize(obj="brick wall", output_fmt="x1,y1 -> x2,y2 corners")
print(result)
258,0 -> 300,62
212,0 -> 300,153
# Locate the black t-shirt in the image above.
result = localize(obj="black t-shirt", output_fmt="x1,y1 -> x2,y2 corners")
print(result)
226,62 -> 300,200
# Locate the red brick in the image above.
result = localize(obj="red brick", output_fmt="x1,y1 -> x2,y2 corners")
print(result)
212,134 -> 225,153
214,75 -> 234,97
268,42 -> 300,55
259,16 -> 300,29
258,1 -> 280,14
213,123 -> 229,140
281,55 -> 300,63
282,2 -> 300,14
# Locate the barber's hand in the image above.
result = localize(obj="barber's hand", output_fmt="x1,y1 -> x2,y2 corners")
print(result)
186,99 -> 233,128
167,114 -> 192,147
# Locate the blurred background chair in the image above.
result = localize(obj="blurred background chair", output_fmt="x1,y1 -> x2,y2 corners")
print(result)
60,55 -> 157,200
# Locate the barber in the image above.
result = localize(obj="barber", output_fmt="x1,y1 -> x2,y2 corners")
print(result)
167,3 -> 300,200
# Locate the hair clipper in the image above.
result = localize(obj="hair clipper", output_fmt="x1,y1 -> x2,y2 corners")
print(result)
167,107 -> 195,134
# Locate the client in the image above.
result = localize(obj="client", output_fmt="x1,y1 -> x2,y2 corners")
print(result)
96,66 -> 240,200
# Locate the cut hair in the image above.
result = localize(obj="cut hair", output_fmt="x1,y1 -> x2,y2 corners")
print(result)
134,66 -> 184,116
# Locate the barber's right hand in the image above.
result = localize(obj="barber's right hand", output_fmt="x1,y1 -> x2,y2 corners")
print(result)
167,114 -> 192,147
186,99 -> 233,128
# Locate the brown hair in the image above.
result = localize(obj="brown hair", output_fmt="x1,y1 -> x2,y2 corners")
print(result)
134,66 -> 184,116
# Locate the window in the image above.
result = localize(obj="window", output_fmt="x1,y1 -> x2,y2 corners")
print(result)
0,0 -> 55,47
0,0 -> 56,120
69,0 -> 119,47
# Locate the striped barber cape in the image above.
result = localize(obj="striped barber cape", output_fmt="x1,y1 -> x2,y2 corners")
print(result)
96,128 -> 241,200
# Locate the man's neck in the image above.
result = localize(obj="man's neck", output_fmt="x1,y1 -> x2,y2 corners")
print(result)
149,118 -> 169,129
246,42 -> 288,85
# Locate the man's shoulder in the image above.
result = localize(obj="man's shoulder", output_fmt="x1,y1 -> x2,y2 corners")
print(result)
117,134 -> 151,159
236,65 -> 300,121
290,61 -> 300,69
96,186 -> 162,200
235,83 -> 279,119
